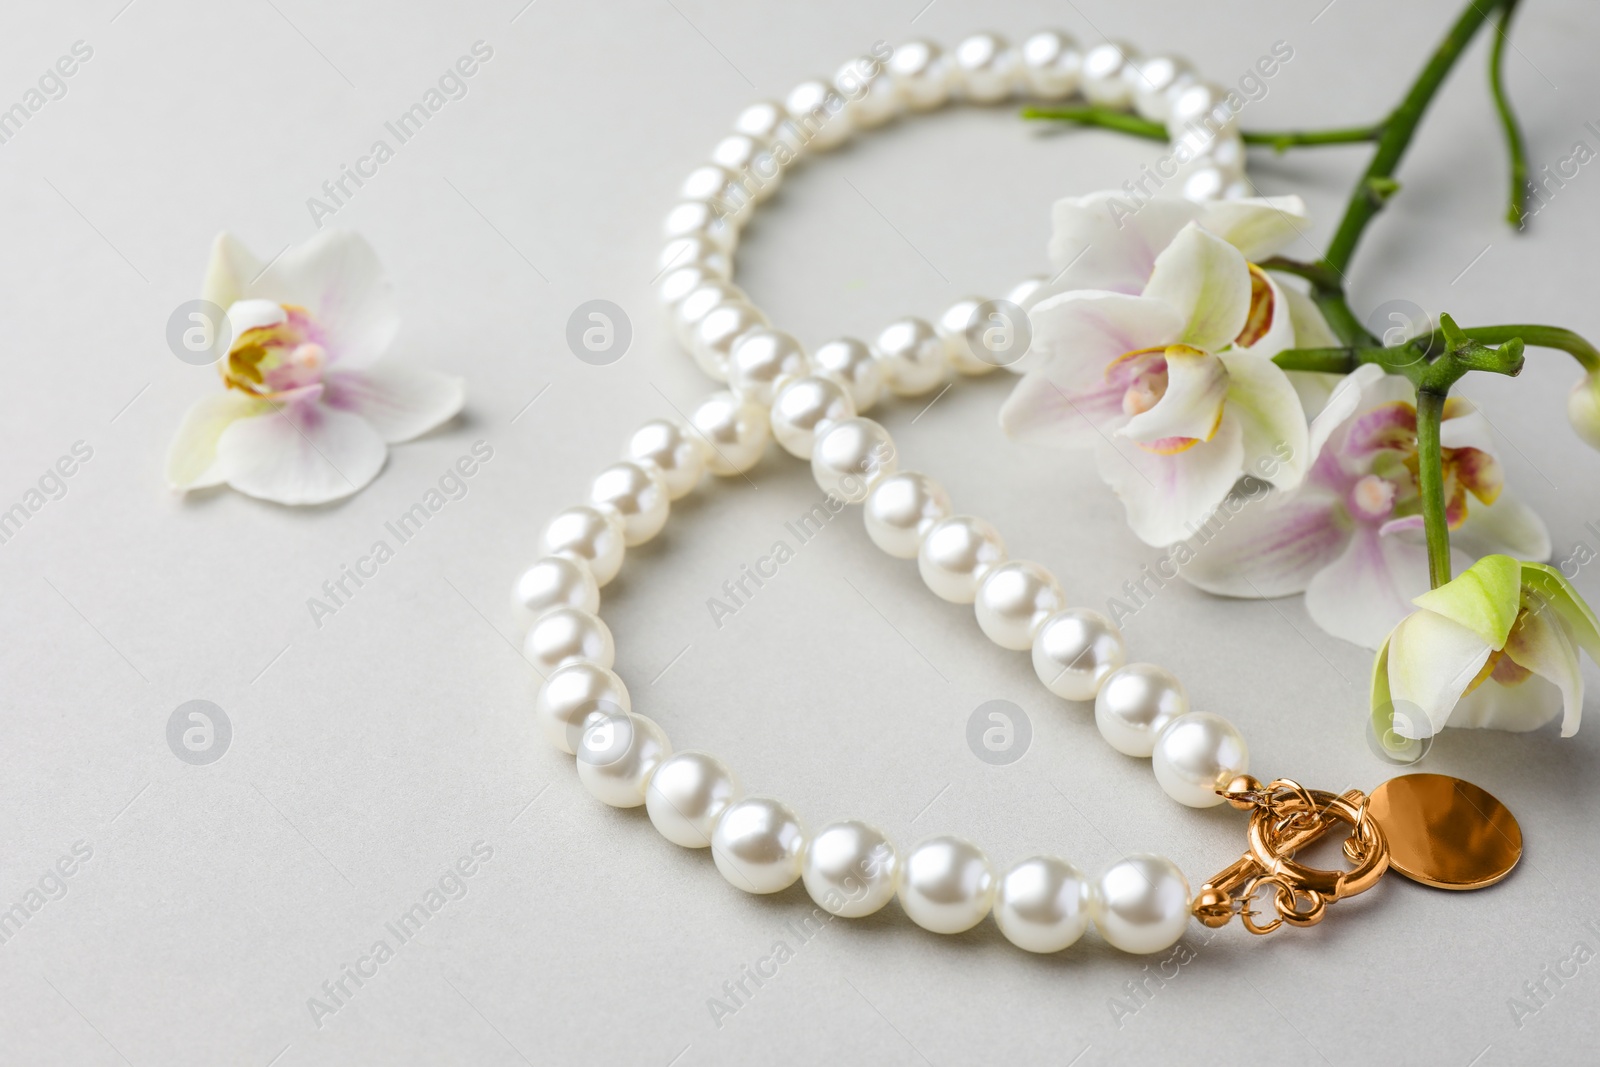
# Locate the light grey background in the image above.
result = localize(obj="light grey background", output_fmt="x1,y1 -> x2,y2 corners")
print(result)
2,0 -> 1598,1064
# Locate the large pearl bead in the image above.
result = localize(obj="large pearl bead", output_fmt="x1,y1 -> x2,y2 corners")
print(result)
1131,54 -> 1194,122
784,79 -> 853,150
887,39 -> 956,111
669,280 -> 746,353
1095,663 -> 1189,757
711,796 -> 807,894
771,375 -> 855,459
811,417 -> 898,502
523,606 -> 614,678
802,820 -> 899,918
1152,712 -> 1249,808
729,328 -> 808,406
897,835 -> 995,934
1020,30 -> 1081,100
659,233 -> 730,280
691,391 -> 770,476
534,661 -> 630,754
953,32 -> 1019,104
691,301 -> 768,381
681,163 -> 734,203
974,560 -> 1065,651
1031,609 -> 1124,700
1092,854 -> 1191,954
874,317 -> 948,397
811,337 -> 884,412
862,471 -> 952,559
645,751 -> 741,847
511,556 -> 600,634
625,418 -> 706,501
540,505 -> 625,587
918,516 -> 1007,604
576,711 -> 670,809
656,263 -> 718,310
994,855 -> 1091,953
836,56 -> 901,128
663,200 -> 736,253
588,461 -> 670,547
734,100 -> 805,159
1081,41 -> 1137,108
936,296 -> 999,376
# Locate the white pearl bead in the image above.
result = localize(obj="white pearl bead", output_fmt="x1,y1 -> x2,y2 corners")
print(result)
576,711 -> 670,809
511,556 -> 600,634
802,820 -> 899,918
728,328 -> 808,406
1202,130 -> 1247,178
1131,54 -> 1194,122
1093,854 -> 1191,954
588,461 -> 670,547
771,375 -> 855,459
645,751 -> 741,847
874,317 -> 948,397
1082,41 -> 1137,108
887,40 -> 957,111
835,56 -> 901,128
663,200 -> 736,253
624,418 -> 706,501
994,855 -> 1091,953
523,606 -> 615,678
711,796 -> 807,894
691,391 -> 770,476
1222,179 -> 1254,201
657,263 -> 718,311
784,79 -> 852,150
1095,663 -> 1189,757
691,300 -> 768,381
533,661 -> 631,754
681,163 -> 735,203
974,561 -> 1065,651
811,417 -> 898,503
1152,712 -> 1249,808
1006,274 -> 1050,312
734,100 -> 806,160
918,516 -> 1007,604
863,471 -> 952,559
1181,165 -> 1228,202
670,280 -> 747,353
935,296 -> 1001,376
1019,30 -> 1081,100
659,234 -> 730,280
898,835 -> 995,934
540,505 -> 625,587
953,32 -> 1020,104
811,337 -> 885,412
711,135 -> 780,200
1031,609 -> 1124,700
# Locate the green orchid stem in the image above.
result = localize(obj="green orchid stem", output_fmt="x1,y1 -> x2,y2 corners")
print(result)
1441,324 -> 1600,374
1415,389 -> 1454,588
1490,0 -> 1530,227
1018,107 -> 1381,149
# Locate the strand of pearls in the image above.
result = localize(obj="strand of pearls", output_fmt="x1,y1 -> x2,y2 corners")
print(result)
515,32 -> 1255,957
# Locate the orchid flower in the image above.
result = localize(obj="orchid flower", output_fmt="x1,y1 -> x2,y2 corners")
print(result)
1180,363 -> 1550,649
1001,220 -> 1310,547
165,230 -> 464,505
1372,555 -> 1600,752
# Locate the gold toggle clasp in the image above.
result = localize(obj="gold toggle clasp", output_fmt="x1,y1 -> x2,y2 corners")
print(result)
1192,776 -> 1390,935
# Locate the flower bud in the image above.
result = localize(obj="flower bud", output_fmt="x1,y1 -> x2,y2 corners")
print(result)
1569,372 -> 1600,452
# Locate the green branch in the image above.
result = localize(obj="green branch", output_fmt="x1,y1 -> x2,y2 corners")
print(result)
1019,107 -> 1381,149
1415,389 -> 1454,588
1434,325 -> 1600,373
1490,0 -> 1530,227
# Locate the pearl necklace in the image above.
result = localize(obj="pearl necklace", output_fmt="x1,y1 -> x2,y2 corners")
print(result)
516,32 -> 1519,957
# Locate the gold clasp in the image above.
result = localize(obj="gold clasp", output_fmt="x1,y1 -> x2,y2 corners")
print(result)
1192,776 -> 1389,935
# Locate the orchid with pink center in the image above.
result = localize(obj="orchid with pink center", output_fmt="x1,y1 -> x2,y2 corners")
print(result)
1001,220 -> 1310,547
1181,363 -> 1550,649
165,230 -> 464,505
1373,555 -> 1600,754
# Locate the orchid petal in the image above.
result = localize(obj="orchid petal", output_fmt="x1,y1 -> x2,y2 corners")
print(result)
1438,406 -> 1497,454
165,391 -> 270,490
215,398 -> 387,505
1197,196 -> 1311,261
1387,609 -> 1495,734
1142,222 -> 1252,352
1305,525 -> 1440,650
226,298 -> 288,337
1445,672 -> 1565,733
1277,281 -> 1340,349
1497,591 -> 1585,735
1217,350 -> 1310,490
1410,554 -> 1522,649
1520,561 -> 1600,668
1121,346 -> 1229,446
1307,363 -> 1387,464
201,232 -> 264,311
251,229 -> 398,369
1047,193 -> 1204,295
1095,413 -> 1245,547
1179,486 -> 1348,597
1371,638 -> 1430,759
1452,493 -> 1551,562
323,364 -> 466,444
1236,270 -> 1295,357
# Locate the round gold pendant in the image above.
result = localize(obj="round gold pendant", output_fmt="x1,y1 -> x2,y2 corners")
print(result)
1367,774 -> 1521,890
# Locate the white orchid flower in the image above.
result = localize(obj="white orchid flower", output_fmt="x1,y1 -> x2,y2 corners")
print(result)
1001,221 -> 1310,547
1179,363 -> 1550,649
1372,555 -> 1600,750
165,230 -> 464,505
